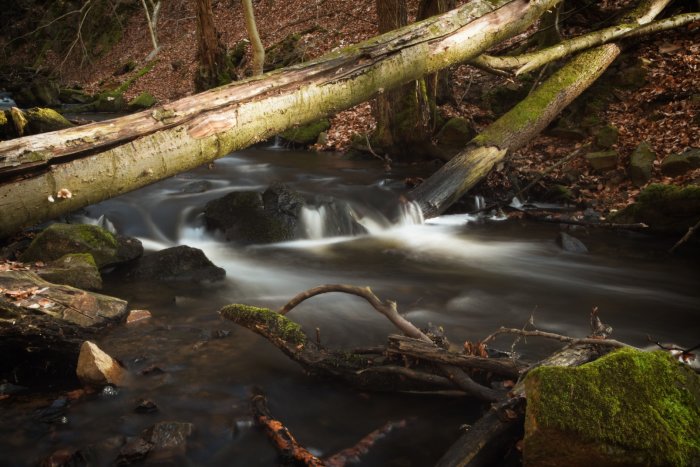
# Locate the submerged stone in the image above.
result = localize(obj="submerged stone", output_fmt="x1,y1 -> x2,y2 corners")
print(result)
524,348 -> 700,467
628,142 -> 656,187
556,232 -> 588,253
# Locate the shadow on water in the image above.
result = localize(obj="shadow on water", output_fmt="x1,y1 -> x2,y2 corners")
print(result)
1,148 -> 698,466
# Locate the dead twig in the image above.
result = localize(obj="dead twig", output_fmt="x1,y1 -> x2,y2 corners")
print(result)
669,218 -> 700,254
524,212 -> 648,230
251,388 -> 326,467
482,327 -> 630,349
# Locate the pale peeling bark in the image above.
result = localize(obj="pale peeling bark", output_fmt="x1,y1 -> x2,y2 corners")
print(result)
473,11 -> 700,75
410,0 -> 673,219
0,0 -> 561,239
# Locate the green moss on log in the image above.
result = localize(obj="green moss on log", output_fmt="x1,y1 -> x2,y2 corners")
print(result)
524,348 -> 700,466
219,304 -> 307,346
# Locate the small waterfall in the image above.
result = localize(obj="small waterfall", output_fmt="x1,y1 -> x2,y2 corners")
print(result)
474,195 -> 485,211
268,135 -> 285,150
300,205 -> 328,239
396,200 -> 424,226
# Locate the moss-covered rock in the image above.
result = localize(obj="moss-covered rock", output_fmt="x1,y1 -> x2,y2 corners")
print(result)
628,142 -> 656,187
0,110 -> 12,139
10,107 -> 28,136
593,124 -> 619,149
58,88 -> 92,104
37,253 -> 102,290
661,148 -> 700,177
524,348 -> 700,467
610,183 -> 700,233
436,117 -> 476,147
25,107 -> 74,133
21,223 -> 131,268
128,92 -> 157,110
280,118 -> 331,145
585,150 -> 618,171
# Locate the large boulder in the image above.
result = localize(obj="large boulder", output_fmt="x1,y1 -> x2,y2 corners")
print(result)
523,348 -> 700,467
121,245 -> 225,282
0,271 -> 128,385
204,183 -> 305,244
21,223 -> 142,268
610,183 -> 700,233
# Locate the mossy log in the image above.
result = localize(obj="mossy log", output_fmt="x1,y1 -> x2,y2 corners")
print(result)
0,0 -> 561,239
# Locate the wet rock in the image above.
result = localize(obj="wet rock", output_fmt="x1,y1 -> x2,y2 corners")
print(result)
126,309 -> 152,324
21,223 -> 142,269
628,142 -> 656,187
523,348 -> 700,467
145,421 -> 195,459
76,341 -> 127,387
610,183 -> 700,233
584,150 -> 618,171
556,232 -> 588,253
122,245 -> 225,282
40,447 -> 90,467
116,438 -> 153,465
37,253 -> 103,290
593,124 -> 619,148
135,398 -> 159,414
204,184 -> 305,244
660,148 -> 700,177
280,118 -> 330,145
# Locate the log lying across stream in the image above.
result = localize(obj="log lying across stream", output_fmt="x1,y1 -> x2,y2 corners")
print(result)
219,284 -> 623,465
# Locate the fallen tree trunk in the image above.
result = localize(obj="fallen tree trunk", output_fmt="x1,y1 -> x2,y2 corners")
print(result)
0,0 -> 560,239
409,0 -> 672,218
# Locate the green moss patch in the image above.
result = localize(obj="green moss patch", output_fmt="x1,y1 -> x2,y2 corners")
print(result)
219,304 -> 307,346
21,223 -> 119,268
525,348 -> 700,466
281,118 -> 330,145
611,183 -> 700,233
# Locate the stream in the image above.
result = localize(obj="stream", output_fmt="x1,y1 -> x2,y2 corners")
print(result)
2,147 -> 699,466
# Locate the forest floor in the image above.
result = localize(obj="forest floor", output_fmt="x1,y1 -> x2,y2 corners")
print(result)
2,0 -> 699,218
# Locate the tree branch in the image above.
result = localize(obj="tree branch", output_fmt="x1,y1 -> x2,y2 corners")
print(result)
472,12 -> 700,75
481,326 -> 631,349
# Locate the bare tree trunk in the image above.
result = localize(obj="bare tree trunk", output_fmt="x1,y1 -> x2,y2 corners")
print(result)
141,0 -> 161,61
0,0 -> 564,238
194,0 -> 234,91
373,0 -> 433,161
418,0 -> 455,105
242,0 -> 265,76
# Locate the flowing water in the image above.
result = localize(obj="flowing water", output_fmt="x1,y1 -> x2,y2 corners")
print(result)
2,148 -> 699,466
